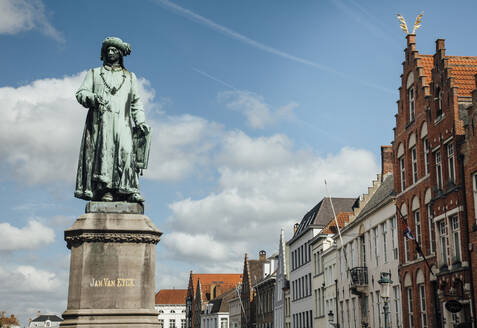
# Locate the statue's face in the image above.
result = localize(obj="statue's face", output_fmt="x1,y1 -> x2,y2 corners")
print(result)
106,46 -> 120,64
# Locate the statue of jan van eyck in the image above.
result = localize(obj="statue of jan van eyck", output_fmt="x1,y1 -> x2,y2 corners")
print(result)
74,37 -> 151,203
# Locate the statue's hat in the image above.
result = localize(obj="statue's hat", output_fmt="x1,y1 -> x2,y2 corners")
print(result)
101,36 -> 131,58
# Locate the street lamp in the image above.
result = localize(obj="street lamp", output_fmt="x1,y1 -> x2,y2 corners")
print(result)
328,310 -> 337,327
378,272 -> 393,328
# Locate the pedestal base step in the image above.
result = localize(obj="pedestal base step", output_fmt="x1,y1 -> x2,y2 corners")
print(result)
60,309 -> 159,327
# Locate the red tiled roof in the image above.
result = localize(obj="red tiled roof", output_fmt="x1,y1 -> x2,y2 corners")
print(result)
321,212 -> 352,234
191,273 -> 242,302
155,289 -> 187,305
447,56 -> 477,97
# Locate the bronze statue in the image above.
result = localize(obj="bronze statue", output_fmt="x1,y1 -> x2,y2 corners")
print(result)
74,37 -> 151,202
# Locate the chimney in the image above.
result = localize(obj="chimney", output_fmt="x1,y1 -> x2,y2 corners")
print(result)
406,34 -> 416,51
259,250 -> 266,261
37,311 -> 41,317
381,145 -> 393,179
436,39 -> 445,54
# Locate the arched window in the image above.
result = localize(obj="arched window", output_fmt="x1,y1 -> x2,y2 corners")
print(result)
436,86 -> 443,118
398,143 -> 405,191
421,122 -> 429,175
409,133 -> 417,184
412,196 -> 421,257
407,72 -> 415,122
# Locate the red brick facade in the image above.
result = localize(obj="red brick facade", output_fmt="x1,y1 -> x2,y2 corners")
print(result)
463,77 -> 477,327
393,35 -> 477,327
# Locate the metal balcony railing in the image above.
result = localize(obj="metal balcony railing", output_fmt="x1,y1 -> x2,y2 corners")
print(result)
350,267 -> 368,287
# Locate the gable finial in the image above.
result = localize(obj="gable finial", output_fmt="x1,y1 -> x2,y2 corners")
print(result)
397,12 -> 424,35
412,12 -> 424,34
396,14 -> 409,34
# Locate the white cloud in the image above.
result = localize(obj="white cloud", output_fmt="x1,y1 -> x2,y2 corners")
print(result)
165,144 -> 379,266
0,264 -> 66,325
145,115 -> 223,181
0,220 -> 55,251
163,232 -> 231,262
218,90 -> 298,129
216,130 -> 293,169
0,0 -> 63,41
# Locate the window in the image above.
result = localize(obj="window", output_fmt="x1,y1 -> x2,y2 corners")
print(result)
451,215 -> 461,263
315,289 -> 319,315
394,286 -> 401,328
428,205 -> 435,254
404,236 -> 411,262
436,151 -> 443,190
392,216 -> 399,260
374,227 -> 379,265
346,300 -> 350,328
340,301 -> 344,328
407,287 -> 414,328
447,143 -> 455,184
414,210 -> 422,257
220,318 -> 228,328
423,138 -> 430,175
181,319 -> 186,328
352,298 -> 357,328
474,173 -> 477,223
409,86 -> 415,122
440,220 -> 449,267
370,293 -> 375,328
377,291 -> 381,328
360,235 -> 366,266
350,241 -> 355,268
436,87 -> 443,118
400,156 -> 406,191
382,222 -> 388,263
419,284 -> 427,328
170,319 -> 176,328
411,146 -> 418,183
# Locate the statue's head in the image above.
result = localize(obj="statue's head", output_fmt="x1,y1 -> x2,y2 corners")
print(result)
100,37 -> 131,68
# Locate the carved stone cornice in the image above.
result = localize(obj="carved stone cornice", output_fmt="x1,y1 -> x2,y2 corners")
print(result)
65,231 -> 161,249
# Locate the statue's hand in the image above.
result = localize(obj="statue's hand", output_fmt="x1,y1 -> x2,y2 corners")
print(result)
138,123 -> 151,134
94,94 -> 109,109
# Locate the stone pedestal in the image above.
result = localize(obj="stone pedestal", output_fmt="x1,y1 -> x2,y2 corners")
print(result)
60,202 -> 162,328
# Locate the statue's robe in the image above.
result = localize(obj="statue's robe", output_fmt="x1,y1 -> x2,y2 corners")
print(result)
74,65 -> 145,200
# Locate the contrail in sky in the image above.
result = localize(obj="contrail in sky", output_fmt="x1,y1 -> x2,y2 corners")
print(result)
152,0 -> 395,94
192,68 -> 238,91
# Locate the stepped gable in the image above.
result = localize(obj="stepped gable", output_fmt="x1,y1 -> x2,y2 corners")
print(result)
190,273 -> 242,302
155,289 -> 187,305
354,174 -> 395,222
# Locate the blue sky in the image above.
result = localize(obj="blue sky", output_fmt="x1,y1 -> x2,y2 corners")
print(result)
1,0 -> 477,324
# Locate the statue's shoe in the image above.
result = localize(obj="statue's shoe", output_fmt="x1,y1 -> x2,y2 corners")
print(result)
129,192 -> 144,203
101,192 -> 113,202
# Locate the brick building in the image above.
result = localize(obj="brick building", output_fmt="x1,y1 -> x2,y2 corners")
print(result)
393,34 -> 477,328
186,272 -> 242,328
462,75 -> 477,327
241,251 -> 269,328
